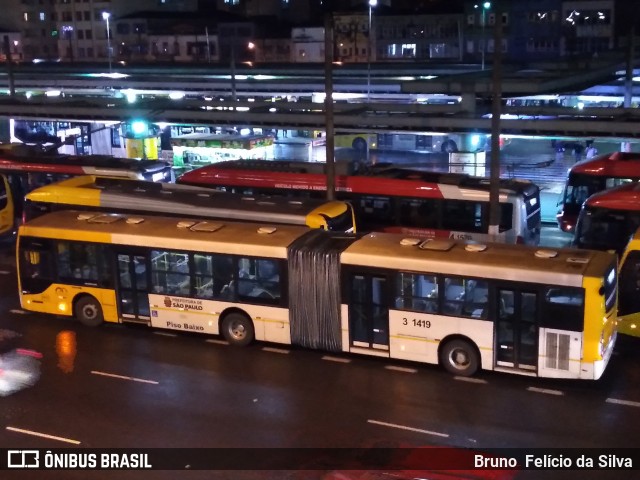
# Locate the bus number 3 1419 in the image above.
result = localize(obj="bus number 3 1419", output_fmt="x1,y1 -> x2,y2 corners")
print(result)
403,318 -> 431,328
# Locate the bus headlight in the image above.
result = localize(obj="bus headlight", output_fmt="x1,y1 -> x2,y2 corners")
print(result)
58,302 -> 67,313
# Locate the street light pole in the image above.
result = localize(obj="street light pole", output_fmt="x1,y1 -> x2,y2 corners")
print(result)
476,2 -> 491,70
102,12 -> 112,73
367,0 -> 377,103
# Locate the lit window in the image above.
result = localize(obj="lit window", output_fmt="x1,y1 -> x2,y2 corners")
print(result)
23,12 -> 29,22
39,12 -> 46,21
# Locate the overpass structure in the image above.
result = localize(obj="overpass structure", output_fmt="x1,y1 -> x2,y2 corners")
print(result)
1,60 -> 640,140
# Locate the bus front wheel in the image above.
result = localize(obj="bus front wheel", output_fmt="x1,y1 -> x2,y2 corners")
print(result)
221,313 -> 254,347
440,339 -> 479,376
74,296 -> 104,327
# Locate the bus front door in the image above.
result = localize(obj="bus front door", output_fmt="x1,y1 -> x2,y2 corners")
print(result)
0,175 -> 15,237
116,252 -> 151,323
348,273 -> 390,353
495,288 -> 538,373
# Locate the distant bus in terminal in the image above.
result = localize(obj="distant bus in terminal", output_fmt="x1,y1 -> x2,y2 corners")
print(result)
177,160 -> 542,245
572,182 -> 640,254
0,143 -> 174,239
334,133 -> 465,153
17,210 -> 617,379
23,175 -> 356,233
556,151 -> 640,233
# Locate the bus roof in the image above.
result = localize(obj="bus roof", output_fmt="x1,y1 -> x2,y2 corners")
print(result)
570,151 -> 640,177
26,175 -> 350,226
19,210 -> 310,259
584,182 -> 640,211
177,160 -> 538,198
341,233 -> 614,286
0,143 -> 170,177
21,210 -> 614,285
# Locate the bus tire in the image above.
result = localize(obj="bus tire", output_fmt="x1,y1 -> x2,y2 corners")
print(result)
439,339 -> 479,376
221,312 -> 254,347
352,137 -> 368,152
74,296 -> 104,327
441,139 -> 458,153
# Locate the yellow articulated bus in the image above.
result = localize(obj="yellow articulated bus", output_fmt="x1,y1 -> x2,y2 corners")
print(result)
18,210 -> 618,379
23,175 -> 356,233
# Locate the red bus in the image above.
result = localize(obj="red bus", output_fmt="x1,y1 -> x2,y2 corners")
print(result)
557,151 -> 640,233
0,143 -> 174,238
573,181 -> 640,254
177,160 -> 541,245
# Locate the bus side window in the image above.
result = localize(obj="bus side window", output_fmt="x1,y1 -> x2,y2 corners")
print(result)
236,257 -> 281,303
150,250 -> 191,296
395,272 -> 437,313
56,241 -> 105,285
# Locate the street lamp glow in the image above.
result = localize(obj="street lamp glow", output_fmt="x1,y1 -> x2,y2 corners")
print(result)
102,11 -> 112,73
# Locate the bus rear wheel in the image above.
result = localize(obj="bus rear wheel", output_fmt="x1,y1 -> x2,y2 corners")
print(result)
440,339 -> 479,376
75,296 -> 104,327
221,313 -> 254,347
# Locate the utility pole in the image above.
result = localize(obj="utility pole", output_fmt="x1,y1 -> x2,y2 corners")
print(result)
3,36 -> 15,97
324,13 -> 336,201
625,26 -> 635,108
488,3 -> 503,241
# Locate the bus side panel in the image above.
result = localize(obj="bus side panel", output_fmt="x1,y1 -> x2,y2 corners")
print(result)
21,284 -> 118,323
147,294 -> 290,344
388,310 -> 493,368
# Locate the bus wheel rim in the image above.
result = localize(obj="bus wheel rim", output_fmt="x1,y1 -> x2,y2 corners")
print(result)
83,305 -> 98,319
230,320 -> 246,340
449,348 -> 469,369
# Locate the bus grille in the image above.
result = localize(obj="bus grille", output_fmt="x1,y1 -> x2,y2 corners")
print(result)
545,332 -> 570,370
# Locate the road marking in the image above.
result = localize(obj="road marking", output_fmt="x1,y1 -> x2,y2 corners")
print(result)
9,309 -> 29,315
205,339 -> 229,345
322,355 -> 351,363
368,419 -> 449,438
91,370 -> 159,385
0,269 -> 10,274
454,376 -> 488,384
153,331 -> 177,337
384,365 -> 417,373
606,398 -> 640,408
6,426 -> 81,445
527,387 -> 564,396
262,347 -> 290,354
